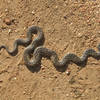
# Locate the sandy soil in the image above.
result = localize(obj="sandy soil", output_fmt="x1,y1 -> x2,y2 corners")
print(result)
0,0 -> 100,100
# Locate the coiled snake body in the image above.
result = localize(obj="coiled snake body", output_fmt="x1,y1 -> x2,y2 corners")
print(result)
0,26 -> 100,70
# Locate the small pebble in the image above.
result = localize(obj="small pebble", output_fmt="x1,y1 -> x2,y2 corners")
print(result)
55,6 -> 58,9
14,29 -> 18,32
66,69 -> 71,75
66,94 -> 69,97
31,10 -> 35,15
13,77 -> 16,80
23,27 -> 26,30
63,15 -> 67,19
5,9 -> 8,12
41,67 -> 45,70
8,29 -> 12,33
4,18 -> 12,25
23,91 -> 26,94
0,80 -> 3,83
64,1 -> 68,5
96,11 -> 99,14
77,33 -> 83,38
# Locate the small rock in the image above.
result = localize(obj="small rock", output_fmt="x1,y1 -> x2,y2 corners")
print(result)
54,76 -> 57,78
41,67 -> 45,70
64,0 -> 68,4
0,80 -> 3,83
23,27 -> 26,30
63,15 -> 67,19
66,69 -> 71,75
66,94 -> 69,97
8,29 -> 12,33
3,18 -> 12,25
31,10 -> 35,15
96,11 -> 99,14
23,91 -> 26,94
77,33 -> 83,38
5,9 -> 8,12
55,6 -> 58,9
14,29 -> 18,32
13,77 -> 16,80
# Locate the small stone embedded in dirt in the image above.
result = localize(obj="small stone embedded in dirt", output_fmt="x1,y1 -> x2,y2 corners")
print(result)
66,94 -> 69,97
5,9 -> 8,12
3,18 -> 12,25
54,76 -> 57,78
23,91 -> 26,94
8,29 -> 12,34
63,15 -> 67,19
0,80 -> 3,83
13,77 -> 17,80
55,6 -> 58,9
66,69 -> 71,75
41,67 -> 45,71
31,10 -> 35,15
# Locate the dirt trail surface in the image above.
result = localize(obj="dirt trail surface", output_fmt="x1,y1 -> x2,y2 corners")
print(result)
0,0 -> 100,100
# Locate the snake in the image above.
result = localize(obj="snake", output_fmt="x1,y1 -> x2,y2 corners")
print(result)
0,26 -> 44,56
23,27 -> 100,69
24,44 -> 100,68
0,26 -> 100,70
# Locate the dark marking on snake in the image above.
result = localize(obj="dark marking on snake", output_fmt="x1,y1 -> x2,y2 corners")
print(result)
0,26 -> 100,72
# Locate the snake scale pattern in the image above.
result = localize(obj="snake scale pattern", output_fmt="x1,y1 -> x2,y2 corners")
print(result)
0,26 -> 100,70
0,26 -> 44,56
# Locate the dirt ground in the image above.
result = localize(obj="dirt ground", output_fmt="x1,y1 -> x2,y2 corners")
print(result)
0,0 -> 100,100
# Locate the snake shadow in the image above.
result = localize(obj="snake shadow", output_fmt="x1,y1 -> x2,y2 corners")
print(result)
25,56 -> 100,73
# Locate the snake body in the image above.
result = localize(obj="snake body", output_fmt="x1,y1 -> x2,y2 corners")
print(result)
23,26 -> 100,68
24,45 -> 100,68
23,26 -> 45,66
0,26 -> 43,56
0,26 -> 100,70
